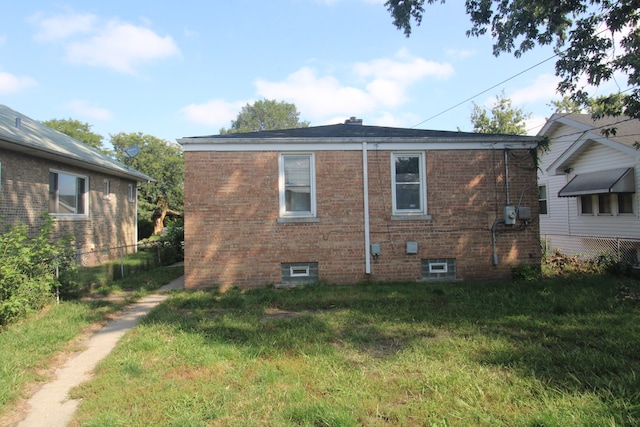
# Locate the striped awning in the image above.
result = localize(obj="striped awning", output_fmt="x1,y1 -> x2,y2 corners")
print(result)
558,167 -> 635,197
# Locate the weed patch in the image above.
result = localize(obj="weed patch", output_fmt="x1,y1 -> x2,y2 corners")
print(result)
71,275 -> 640,426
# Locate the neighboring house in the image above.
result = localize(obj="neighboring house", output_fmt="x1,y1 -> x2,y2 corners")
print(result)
0,104 -> 154,265
537,113 -> 640,262
178,118 -> 542,289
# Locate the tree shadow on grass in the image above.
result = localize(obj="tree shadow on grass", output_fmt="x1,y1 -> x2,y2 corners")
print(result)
141,276 -> 640,418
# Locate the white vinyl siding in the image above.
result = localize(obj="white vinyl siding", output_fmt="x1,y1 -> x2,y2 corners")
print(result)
539,121 -> 640,241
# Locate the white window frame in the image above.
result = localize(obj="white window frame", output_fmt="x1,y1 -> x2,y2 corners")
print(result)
290,265 -> 310,277
617,193 -> 634,215
579,195 -> 594,215
279,153 -> 316,218
538,184 -> 548,215
597,193 -> 612,215
128,183 -> 136,202
49,170 -> 89,217
429,262 -> 448,273
391,152 -> 427,215
103,179 -> 111,199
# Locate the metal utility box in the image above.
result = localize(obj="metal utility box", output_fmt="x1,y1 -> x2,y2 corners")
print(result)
504,206 -> 517,225
517,206 -> 531,220
371,243 -> 381,256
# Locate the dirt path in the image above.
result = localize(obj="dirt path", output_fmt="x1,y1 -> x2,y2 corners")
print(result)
2,276 -> 184,427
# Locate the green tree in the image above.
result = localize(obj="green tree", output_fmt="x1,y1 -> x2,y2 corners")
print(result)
470,92 -> 531,134
111,133 -> 184,235
548,96 -> 585,114
42,118 -> 108,154
220,99 -> 310,134
384,0 -> 640,119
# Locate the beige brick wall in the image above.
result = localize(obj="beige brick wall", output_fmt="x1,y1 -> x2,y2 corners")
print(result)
1,149 -> 138,265
184,148 -> 541,289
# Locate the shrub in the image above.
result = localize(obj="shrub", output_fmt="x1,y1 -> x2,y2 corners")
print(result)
158,219 -> 184,265
137,218 -> 154,241
0,216 -> 75,324
510,263 -> 540,282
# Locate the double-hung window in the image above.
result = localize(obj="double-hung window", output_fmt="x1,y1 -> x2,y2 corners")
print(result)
103,179 -> 110,199
49,171 -> 88,215
392,153 -> 426,215
538,185 -> 548,215
128,183 -> 136,202
279,153 -> 316,218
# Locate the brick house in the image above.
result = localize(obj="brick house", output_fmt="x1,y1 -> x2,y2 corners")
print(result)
0,104 -> 153,265
178,118 -> 542,289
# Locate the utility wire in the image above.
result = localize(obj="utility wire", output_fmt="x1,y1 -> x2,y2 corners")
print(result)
410,52 -> 559,129
411,25 -> 625,130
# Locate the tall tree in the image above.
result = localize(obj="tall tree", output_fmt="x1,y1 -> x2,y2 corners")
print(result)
470,93 -> 531,135
548,96 -> 585,114
43,118 -> 108,154
111,132 -> 184,235
220,99 -> 310,134
384,0 -> 640,119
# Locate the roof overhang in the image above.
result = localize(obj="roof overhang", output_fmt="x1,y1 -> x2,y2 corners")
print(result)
0,137 -> 154,183
178,137 -> 540,152
558,167 -> 635,197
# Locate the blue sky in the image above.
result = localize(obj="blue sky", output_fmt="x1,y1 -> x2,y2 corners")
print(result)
0,0 -> 619,144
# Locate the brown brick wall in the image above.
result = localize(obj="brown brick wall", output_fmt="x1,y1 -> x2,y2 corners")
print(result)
1,149 -> 138,265
183,147 -> 541,289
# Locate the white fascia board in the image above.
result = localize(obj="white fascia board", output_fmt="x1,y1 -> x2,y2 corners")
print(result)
547,130 -> 640,175
180,140 -> 539,152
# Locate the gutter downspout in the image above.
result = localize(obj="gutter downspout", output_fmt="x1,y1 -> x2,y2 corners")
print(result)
362,142 -> 371,274
504,149 -> 510,206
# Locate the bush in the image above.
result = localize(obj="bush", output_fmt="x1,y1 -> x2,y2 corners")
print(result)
137,218 -> 154,241
158,219 -> 184,266
510,263 -> 541,282
0,216 -> 75,324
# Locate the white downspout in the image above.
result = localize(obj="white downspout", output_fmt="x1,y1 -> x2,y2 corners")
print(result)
362,142 -> 371,274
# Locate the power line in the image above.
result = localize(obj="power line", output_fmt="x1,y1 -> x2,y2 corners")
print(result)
410,25 -> 625,130
411,52 -> 559,129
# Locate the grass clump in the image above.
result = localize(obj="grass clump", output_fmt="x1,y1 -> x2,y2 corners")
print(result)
71,274 -> 640,426
0,263 -> 183,422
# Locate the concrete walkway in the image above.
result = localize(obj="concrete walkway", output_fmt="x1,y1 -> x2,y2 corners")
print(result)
12,276 -> 184,427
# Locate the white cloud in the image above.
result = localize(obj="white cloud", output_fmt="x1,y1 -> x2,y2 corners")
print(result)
525,115 -> 548,136
180,99 -> 248,128
31,11 -> 180,74
510,74 -> 560,105
370,111 -> 422,128
255,67 -> 372,121
65,21 -> 180,74
254,50 -> 453,124
354,49 -> 453,82
67,100 -> 112,121
183,50 -> 452,128
31,11 -> 96,41
0,71 -> 37,94
446,48 -> 476,59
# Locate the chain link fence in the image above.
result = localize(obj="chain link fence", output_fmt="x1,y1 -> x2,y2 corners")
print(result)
71,241 -> 182,281
543,234 -> 640,265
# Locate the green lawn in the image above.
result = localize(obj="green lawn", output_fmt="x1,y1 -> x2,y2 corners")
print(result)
0,264 -> 185,423
69,274 -> 640,426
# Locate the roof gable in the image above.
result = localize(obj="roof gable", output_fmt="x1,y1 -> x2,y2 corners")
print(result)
0,104 -> 153,183
540,113 -> 640,175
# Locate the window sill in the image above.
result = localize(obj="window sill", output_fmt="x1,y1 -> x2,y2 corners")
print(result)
277,217 -> 320,224
49,214 -> 90,221
391,214 -> 432,221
